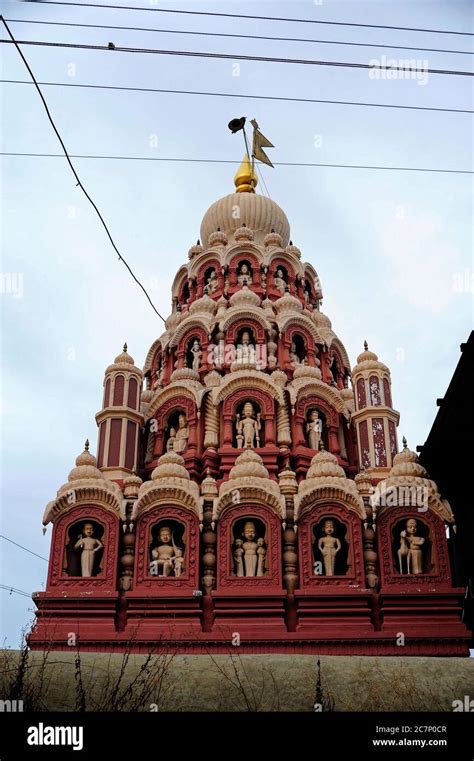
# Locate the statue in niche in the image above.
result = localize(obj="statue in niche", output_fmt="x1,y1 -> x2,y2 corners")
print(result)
149,525 -> 185,577
306,409 -> 322,451
152,358 -> 164,390
206,269 -> 219,293
74,523 -> 103,577
235,402 -> 261,448
257,538 -> 267,577
234,539 -> 244,577
317,519 -> 341,576
237,262 -> 253,285
235,330 -> 256,364
398,518 -> 425,575
190,339 -> 202,371
289,341 -> 301,365
166,413 -> 189,453
233,521 -> 266,577
261,269 -> 267,289
274,268 -> 286,293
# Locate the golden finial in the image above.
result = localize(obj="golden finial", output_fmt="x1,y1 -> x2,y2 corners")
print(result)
402,436 -> 407,449
84,438 -> 90,451
234,153 -> 258,193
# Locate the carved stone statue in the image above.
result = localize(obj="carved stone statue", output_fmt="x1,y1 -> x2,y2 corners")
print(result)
306,409 -> 321,451
398,518 -> 425,575
237,262 -> 252,285
236,402 -> 261,448
274,268 -> 286,293
74,523 -> 103,577
153,358 -> 164,389
149,525 -> 184,577
234,538 -> 244,577
235,330 -> 256,364
257,538 -> 267,577
206,269 -> 219,293
317,519 -> 341,576
167,413 -> 189,453
235,521 -> 266,577
289,341 -> 301,365
190,339 -> 202,371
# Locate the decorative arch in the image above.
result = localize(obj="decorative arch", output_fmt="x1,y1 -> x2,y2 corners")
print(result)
223,315 -> 269,344
290,382 -> 349,418
133,504 -> 200,589
47,504 -> 120,589
214,371 -> 284,408
327,336 -> 351,371
226,250 -> 262,288
169,318 -> 213,350
298,503 -> 364,587
216,503 -> 282,590
171,265 -> 191,304
143,335 -> 167,375
146,384 -> 202,420
276,313 -> 325,345
264,250 -> 304,279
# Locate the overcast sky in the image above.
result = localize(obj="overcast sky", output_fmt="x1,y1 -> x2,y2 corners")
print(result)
1,0 -> 472,646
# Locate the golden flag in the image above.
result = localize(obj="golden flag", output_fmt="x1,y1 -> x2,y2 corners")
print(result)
251,119 -> 274,168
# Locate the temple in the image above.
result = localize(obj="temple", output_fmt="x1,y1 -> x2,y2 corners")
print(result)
30,154 -> 470,655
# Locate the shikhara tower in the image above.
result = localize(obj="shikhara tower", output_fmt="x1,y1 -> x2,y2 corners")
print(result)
30,157 -> 469,654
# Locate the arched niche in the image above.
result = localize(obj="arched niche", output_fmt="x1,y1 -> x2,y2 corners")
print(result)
284,325 -> 316,368
47,505 -> 119,589
391,516 -> 432,576
227,252 -> 261,288
222,387 -> 276,448
376,507 -> 452,588
217,504 -> 282,590
294,394 -> 340,454
150,396 -> 198,458
133,505 -> 199,591
298,504 -> 364,588
176,326 -> 208,371
269,258 -> 295,295
197,258 -> 222,297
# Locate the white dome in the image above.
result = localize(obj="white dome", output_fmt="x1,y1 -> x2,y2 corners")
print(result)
200,192 -> 290,247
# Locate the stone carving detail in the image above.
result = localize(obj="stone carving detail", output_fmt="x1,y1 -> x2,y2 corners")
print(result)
235,402 -> 261,448
237,262 -> 253,285
190,339 -> 202,371
74,522 -> 103,577
167,413 -> 189,453
397,518 -> 425,575
206,269 -> 219,293
274,268 -> 287,293
316,519 -> 341,576
149,525 -> 185,577
306,409 -> 322,451
233,520 -> 267,577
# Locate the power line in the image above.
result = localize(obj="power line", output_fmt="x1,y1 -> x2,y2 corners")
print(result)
0,534 -> 48,562
0,16 -> 166,323
2,38 -> 473,77
3,78 -> 472,115
5,18 -> 473,56
20,2 -> 474,37
0,584 -> 32,599
2,152 -> 472,175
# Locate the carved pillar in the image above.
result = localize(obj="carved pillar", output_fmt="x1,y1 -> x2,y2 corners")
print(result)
204,393 -> 219,449
279,467 -> 299,632
119,525 -> 136,593
363,509 -> 379,591
277,397 -> 292,448
329,425 -> 340,455
223,415 -> 233,446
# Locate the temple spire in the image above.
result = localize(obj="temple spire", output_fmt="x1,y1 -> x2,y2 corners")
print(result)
234,153 -> 258,193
